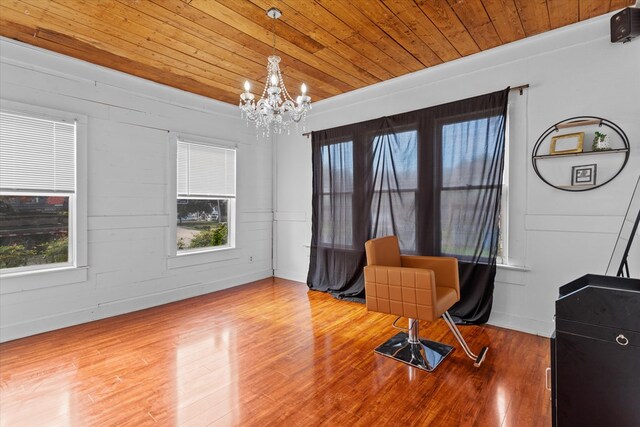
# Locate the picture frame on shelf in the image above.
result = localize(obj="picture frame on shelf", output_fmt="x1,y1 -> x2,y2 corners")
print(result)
572,164 -> 597,186
550,132 -> 584,155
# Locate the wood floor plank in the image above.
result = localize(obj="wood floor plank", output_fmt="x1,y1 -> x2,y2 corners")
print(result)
0,277 -> 551,426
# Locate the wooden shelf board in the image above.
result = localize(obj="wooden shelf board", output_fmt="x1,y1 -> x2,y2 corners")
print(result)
557,184 -> 597,190
555,119 -> 602,129
534,148 -> 628,160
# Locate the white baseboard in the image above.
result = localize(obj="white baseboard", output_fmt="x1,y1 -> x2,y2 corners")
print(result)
0,269 -> 273,343
487,310 -> 554,338
274,269 -> 307,283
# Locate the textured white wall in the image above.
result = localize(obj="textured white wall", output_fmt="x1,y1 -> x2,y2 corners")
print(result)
0,39 -> 274,342
273,14 -> 640,337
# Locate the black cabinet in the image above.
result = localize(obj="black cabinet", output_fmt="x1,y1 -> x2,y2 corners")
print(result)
551,274 -> 640,427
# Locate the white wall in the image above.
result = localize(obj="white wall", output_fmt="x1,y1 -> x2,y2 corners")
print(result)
274,14 -> 640,337
0,39 -> 273,342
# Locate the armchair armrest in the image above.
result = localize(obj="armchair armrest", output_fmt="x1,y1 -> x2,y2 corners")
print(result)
364,265 -> 438,321
401,255 -> 460,299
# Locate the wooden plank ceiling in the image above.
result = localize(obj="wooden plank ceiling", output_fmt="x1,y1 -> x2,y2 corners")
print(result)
0,0 -> 633,105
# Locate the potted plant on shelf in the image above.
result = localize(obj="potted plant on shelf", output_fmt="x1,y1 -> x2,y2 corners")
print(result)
592,131 -> 611,151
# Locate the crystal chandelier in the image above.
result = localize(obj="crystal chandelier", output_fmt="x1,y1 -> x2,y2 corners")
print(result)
239,7 -> 311,136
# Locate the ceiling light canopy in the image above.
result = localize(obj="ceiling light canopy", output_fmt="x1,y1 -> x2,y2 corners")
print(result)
239,7 -> 311,136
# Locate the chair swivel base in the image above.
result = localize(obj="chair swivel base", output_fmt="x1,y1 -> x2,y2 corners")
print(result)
374,332 -> 454,372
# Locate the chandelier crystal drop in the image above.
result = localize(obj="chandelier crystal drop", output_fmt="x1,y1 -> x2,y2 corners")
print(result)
239,7 -> 311,136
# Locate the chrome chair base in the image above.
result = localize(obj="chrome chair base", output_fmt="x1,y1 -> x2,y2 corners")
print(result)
374,332 -> 454,372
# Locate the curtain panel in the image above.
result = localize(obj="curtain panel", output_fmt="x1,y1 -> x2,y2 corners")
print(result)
307,88 -> 509,324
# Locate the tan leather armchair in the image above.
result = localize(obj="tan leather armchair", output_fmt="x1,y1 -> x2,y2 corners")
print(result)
364,235 -> 488,371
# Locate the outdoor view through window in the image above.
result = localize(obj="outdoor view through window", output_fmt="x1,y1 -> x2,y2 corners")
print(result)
176,140 -> 235,252
0,111 -> 76,271
441,115 -> 504,261
0,196 -> 69,268
177,198 -> 229,250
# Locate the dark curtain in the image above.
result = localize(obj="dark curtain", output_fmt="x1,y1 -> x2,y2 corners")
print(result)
307,88 -> 509,324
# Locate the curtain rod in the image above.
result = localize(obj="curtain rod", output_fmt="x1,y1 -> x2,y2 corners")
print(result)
302,84 -> 530,138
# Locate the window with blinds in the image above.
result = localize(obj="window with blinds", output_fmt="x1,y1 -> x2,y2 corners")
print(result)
0,111 -> 76,271
176,140 -> 235,252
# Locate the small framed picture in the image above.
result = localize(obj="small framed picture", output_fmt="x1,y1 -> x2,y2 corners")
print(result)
572,164 -> 597,186
550,132 -> 584,155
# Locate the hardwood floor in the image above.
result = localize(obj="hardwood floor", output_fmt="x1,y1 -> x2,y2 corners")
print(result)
0,277 -> 551,426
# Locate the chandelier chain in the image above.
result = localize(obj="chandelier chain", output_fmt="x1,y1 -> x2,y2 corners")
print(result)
272,11 -> 277,57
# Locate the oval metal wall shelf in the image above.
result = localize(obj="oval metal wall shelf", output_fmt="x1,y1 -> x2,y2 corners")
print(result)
532,116 -> 630,192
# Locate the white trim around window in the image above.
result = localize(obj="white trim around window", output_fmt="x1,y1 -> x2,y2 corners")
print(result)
166,132 -> 238,268
0,99 -> 87,281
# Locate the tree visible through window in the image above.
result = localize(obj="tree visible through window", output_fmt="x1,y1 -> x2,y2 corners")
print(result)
176,140 -> 235,252
0,112 -> 75,271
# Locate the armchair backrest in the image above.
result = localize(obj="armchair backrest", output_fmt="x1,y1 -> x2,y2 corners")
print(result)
364,236 -> 401,267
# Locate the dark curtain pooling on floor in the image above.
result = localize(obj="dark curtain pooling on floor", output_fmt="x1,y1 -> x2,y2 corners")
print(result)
307,88 -> 509,324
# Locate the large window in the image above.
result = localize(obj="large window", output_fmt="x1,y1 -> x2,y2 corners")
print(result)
371,129 -> 418,252
0,111 -> 76,271
176,140 -> 235,253
319,140 -> 353,247
440,115 -> 506,262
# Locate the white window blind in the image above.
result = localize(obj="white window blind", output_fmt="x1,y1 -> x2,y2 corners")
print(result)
0,112 -> 76,192
177,140 -> 236,197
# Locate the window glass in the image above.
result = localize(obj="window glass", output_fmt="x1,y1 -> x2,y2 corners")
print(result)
371,130 -> 418,252
0,111 -> 76,271
319,141 -> 353,247
0,196 -> 69,268
372,130 -> 418,191
440,116 -> 505,261
176,140 -> 235,252
177,198 -> 229,250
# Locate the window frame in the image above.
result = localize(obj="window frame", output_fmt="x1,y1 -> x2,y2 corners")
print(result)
168,133 -> 237,258
437,110 -> 508,263
0,100 -> 87,277
318,138 -> 355,249
369,127 -> 420,253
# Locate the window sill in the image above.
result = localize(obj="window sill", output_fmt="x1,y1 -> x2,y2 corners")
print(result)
495,263 -> 530,287
496,263 -> 530,272
0,266 -> 88,295
167,247 -> 240,269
